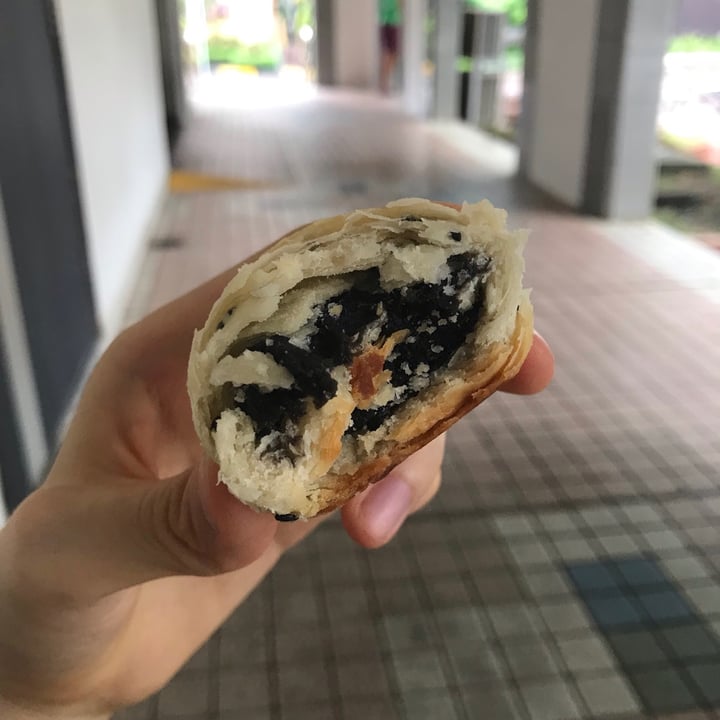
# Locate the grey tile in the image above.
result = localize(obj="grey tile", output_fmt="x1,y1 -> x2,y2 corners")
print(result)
435,606 -> 488,642
523,569 -> 572,599
507,539 -> 554,567
423,574 -> 473,607
537,511 -> 579,534
277,660 -> 332,706
493,513 -> 537,537
520,679 -> 583,720
446,642 -> 506,686
273,588 -> 321,629
659,623 -> 720,661
597,534 -> 640,555
502,639 -> 561,680
220,626 -> 267,667
336,658 -> 392,700
274,627 -> 324,663
383,613 -> 437,653
685,584 -> 720,616
556,636 -> 616,672
643,529 -> 686,552
473,570 -> 525,604
392,650 -> 447,694
629,667 -> 698,714
461,687 -> 525,719
412,544 -> 464,576
488,603 -> 543,639
319,554 -> 364,587
621,503 -> 663,526
324,587 -> 373,624
579,506 -> 621,529
553,537 -> 597,562
331,621 -> 384,660
367,546 -> 414,581
576,673 -> 641,716
401,690 -> 460,720
114,700 -> 154,720
181,642 -> 210,672
341,698 -> 398,720
375,581 -> 424,615
687,661 -> 720,705
218,666 -> 271,711
157,669 -> 209,717
540,601 -> 592,634
662,555 -> 712,582
606,629 -> 667,668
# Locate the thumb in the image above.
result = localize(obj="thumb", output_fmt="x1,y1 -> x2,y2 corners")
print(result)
6,458 -> 278,599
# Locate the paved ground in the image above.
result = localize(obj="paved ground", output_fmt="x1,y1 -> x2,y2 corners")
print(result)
117,76 -> 720,720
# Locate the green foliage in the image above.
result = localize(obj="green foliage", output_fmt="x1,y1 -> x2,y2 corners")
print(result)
207,37 -> 283,70
669,34 -> 720,53
465,0 -> 527,26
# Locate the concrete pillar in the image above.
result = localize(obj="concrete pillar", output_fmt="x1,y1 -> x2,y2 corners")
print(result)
431,0 -> 462,119
520,0 -> 676,219
403,0 -> 428,117
315,0 -> 378,90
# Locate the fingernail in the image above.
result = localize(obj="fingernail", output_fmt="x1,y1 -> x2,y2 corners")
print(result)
361,473 -> 412,542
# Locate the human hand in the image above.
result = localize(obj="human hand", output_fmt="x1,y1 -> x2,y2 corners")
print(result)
0,255 -> 553,719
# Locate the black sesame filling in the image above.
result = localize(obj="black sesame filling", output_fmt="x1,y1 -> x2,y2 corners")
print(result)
226,251 -> 490,460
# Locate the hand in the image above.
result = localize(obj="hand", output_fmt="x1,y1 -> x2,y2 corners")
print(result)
0,261 -> 554,719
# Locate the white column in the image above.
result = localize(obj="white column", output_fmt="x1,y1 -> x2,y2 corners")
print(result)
520,0 -> 676,219
332,0 -> 378,90
403,0 -> 428,116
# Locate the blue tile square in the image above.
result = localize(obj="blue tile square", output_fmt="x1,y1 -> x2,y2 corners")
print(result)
584,593 -> 647,630
613,557 -> 667,588
566,561 -> 619,593
638,590 -> 695,624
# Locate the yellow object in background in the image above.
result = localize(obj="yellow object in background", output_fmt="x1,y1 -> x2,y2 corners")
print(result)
168,170 -> 275,193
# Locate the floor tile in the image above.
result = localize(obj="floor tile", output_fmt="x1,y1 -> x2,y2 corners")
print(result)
556,635 -> 616,672
662,555 -> 713,582
276,661 -> 332,706
400,690 -> 461,720
659,622 -> 720,661
576,673 -> 641,717
157,669 -> 209,717
341,698 -> 398,720
629,667 -> 700,714
582,593 -> 647,630
605,629 -> 669,668
336,658 -> 393,700
383,613 -> 438,653
540,601 -> 592,634
686,661 -> 720,705
611,555 -> 668,588
637,588 -> 695,623
218,666 -> 271,711
523,569 -> 573,599
502,638 -> 561,680
446,642 -> 507,686
685,585 -> 720,617
488,603 -> 543,639
566,560 -> 619,592
461,687 -> 526,719
392,650 -> 447,694
520,679 -> 583,720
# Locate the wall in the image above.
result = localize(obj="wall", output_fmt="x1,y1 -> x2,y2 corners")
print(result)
527,0 -> 599,207
333,0 -> 378,89
54,0 -> 170,337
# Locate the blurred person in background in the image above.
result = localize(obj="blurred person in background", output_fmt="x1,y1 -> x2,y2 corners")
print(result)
379,0 -> 402,94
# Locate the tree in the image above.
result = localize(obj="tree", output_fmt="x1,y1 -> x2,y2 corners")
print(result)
465,0 -> 527,26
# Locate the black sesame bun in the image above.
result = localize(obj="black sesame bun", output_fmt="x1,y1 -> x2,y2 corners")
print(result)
188,199 -> 533,519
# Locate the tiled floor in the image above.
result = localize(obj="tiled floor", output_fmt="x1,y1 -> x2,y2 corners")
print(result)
117,76 -> 720,720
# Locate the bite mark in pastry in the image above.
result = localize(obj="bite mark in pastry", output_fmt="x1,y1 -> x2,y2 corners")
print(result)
188,199 -> 534,519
